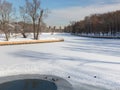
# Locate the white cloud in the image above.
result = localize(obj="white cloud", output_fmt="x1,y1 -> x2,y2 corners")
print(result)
44,3 -> 120,28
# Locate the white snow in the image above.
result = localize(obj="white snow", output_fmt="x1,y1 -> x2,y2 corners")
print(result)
0,33 -> 120,90
0,33 -> 59,42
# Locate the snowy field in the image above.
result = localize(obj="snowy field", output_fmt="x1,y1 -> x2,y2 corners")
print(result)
0,33 -> 120,90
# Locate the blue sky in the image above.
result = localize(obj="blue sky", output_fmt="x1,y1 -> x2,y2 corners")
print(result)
6,0 -> 120,28
7,0 -> 95,10
41,0 -> 120,9
41,0 -> 93,9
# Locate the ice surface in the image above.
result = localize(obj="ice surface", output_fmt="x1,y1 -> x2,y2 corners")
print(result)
0,33 -> 120,90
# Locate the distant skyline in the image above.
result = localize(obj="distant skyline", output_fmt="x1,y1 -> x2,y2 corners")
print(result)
6,0 -> 120,28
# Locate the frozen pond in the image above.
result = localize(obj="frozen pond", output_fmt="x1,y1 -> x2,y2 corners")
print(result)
0,33 -> 120,90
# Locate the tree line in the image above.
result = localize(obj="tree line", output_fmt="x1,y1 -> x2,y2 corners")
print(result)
64,10 -> 120,36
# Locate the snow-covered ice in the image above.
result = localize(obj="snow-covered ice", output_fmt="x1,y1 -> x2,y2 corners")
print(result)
0,33 -> 120,90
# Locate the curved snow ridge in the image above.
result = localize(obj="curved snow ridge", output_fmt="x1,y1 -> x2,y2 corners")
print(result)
0,74 -> 73,90
0,63 -> 70,79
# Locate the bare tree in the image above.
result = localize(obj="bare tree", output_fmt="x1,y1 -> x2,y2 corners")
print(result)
0,0 -> 13,41
25,0 -> 44,40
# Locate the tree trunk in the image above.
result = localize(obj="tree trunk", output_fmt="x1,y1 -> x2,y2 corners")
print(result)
33,18 -> 36,39
5,32 -> 9,41
36,10 -> 43,40
21,32 -> 27,38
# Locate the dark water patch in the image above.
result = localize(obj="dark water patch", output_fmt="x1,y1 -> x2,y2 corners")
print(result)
0,74 -> 73,90
0,79 -> 57,90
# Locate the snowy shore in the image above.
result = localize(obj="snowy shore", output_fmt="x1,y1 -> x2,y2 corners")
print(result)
73,33 -> 120,39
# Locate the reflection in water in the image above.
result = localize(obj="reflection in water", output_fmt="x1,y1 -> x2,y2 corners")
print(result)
0,79 -> 57,90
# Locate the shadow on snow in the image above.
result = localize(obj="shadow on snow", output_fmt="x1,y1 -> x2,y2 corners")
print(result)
8,50 -> 120,65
